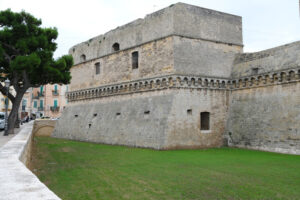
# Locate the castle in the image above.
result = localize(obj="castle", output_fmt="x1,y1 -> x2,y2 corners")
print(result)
53,3 -> 300,154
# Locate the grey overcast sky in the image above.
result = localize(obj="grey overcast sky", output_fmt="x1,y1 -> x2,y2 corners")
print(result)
1,0 -> 299,58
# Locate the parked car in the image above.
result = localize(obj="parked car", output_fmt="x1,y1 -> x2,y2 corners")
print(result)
0,112 -> 5,129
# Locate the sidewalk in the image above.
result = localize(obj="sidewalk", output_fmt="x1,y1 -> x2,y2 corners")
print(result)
0,121 -> 61,200
0,126 -> 22,148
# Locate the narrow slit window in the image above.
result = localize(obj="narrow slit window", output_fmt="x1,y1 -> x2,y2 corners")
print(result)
200,112 -> 210,130
132,51 -> 139,69
95,62 -> 100,75
144,111 -> 150,115
116,112 -> 121,116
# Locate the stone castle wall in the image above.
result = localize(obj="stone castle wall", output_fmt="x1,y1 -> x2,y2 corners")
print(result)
53,85 -> 229,149
70,3 -> 242,65
70,37 -> 174,91
226,81 -> 300,154
232,41 -> 300,78
53,3 -> 300,153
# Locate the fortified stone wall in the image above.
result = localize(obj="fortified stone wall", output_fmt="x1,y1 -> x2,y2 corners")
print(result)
53,90 -> 175,149
70,37 -> 174,91
232,41 -> 300,78
70,3 -> 242,65
226,81 -> 300,154
164,89 -> 229,149
173,36 -> 242,78
53,86 -> 229,149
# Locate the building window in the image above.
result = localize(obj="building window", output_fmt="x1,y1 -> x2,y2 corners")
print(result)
200,112 -> 210,130
34,101 -> 37,108
112,43 -> 120,52
40,100 -> 43,108
22,99 -> 27,111
132,51 -> 139,69
54,100 -> 58,108
95,62 -> 100,75
187,109 -> 192,115
80,54 -> 86,62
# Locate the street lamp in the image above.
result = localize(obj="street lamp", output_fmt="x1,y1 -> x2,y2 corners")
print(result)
3,79 -> 10,136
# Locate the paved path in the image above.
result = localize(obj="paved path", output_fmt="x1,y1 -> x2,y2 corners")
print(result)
0,126 -> 23,148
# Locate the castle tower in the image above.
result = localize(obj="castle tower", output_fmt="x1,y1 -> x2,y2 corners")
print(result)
53,3 -> 243,149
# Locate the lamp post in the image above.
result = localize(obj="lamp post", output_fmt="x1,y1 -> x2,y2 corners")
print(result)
3,79 -> 10,136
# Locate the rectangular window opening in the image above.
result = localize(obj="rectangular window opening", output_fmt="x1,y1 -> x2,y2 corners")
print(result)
95,62 -> 100,75
116,112 -> 121,116
200,112 -> 210,130
187,109 -> 192,115
132,51 -> 139,69
74,114 -> 78,118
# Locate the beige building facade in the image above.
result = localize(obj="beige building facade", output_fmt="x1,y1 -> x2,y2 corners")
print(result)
20,84 -> 68,119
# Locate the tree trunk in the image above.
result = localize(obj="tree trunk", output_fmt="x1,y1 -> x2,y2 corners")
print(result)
7,90 -> 26,135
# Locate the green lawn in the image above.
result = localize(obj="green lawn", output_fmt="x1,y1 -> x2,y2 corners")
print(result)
30,136 -> 300,200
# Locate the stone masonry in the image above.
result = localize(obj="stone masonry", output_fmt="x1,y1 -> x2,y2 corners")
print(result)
53,3 -> 300,153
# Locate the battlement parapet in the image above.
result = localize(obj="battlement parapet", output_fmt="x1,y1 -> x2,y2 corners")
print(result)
66,66 -> 300,102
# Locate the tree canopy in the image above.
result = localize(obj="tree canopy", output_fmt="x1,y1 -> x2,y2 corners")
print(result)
0,9 -> 73,134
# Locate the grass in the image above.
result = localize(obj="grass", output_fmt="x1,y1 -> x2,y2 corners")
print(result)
30,136 -> 300,200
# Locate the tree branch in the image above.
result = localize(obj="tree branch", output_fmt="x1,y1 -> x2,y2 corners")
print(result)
2,42 -> 20,55
0,82 -> 15,102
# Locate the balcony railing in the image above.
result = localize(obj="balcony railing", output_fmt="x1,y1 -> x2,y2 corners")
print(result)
38,107 -> 44,111
37,91 -> 44,97
50,106 -> 60,112
52,90 -> 59,96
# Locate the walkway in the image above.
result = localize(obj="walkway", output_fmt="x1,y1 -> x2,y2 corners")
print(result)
0,127 -> 21,147
0,121 -> 60,200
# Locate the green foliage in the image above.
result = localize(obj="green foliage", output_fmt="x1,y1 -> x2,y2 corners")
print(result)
0,9 -> 73,86
32,137 -> 300,200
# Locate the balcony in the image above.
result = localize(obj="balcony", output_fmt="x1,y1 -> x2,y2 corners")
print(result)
50,106 -> 60,112
52,90 -> 59,96
37,91 -> 44,97
32,95 -> 39,99
38,107 -> 44,111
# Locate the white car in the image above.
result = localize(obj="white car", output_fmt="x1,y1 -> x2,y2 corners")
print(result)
0,112 -> 5,129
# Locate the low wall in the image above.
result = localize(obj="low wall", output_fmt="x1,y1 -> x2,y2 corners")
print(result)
33,119 -> 56,137
0,121 -> 61,200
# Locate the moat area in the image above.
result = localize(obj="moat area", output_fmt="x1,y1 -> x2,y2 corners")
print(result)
30,136 -> 300,200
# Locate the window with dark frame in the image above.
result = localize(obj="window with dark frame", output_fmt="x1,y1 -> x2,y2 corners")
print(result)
95,62 -> 100,75
132,51 -> 139,69
200,112 -> 210,130
112,43 -> 120,52
80,54 -> 86,62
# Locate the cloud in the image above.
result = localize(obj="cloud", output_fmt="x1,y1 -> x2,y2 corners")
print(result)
1,0 -> 299,57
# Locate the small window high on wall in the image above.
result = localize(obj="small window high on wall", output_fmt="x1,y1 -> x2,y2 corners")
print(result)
132,51 -> 139,69
80,54 -> 86,62
95,62 -> 100,75
112,43 -> 120,52
200,112 -> 210,130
